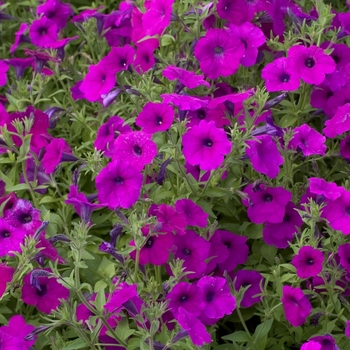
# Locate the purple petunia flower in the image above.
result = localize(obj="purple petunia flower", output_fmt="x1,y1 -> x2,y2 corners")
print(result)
308,177 -> 342,201
101,45 -> 135,74
96,160 -> 143,209
206,231 -> 230,273
112,131 -> 157,171
289,124 -> 326,156
346,320 -> 350,339
174,230 -> 210,279
134,39 -> 158,74
5,58 -> 34,80
233,270 -> 264,308
263,202 -> 303,248
136,102 -> 174,134
161,93 -> 208,111
0,264 -> 14,298
182,120 -> 232,171
104,282 -> 138,313
194,28 -> 244,79
338,243 -> 350,273
166,282 -> 205,318
301,341 -> 321,350
261,58 -> 300,92
245,135 -> 284,179
175,199 -> 208,228
0,219 -> 26,257
162,66 -> 210,89
37,0 -> 73,30
324,103 -> 350,138
340,135 -> 350,160
29,17 -> 58,48
308,335 -> 339,350
217,0 -> 248,25
155,204 -> 187,235
288,45 -> 336,85
0,61 -> 8,87
10,23 -> 30,53
229,22 -> 266,67
281,286 -> 312,327
21,268 -> 69,314
197,276 -> 236,319
292,246 -> 324,278
243,184 -> 292,224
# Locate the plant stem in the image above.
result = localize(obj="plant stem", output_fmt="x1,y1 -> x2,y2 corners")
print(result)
236,307 -> 253,341
22,160 -> 39,207
134,248 -> 140,283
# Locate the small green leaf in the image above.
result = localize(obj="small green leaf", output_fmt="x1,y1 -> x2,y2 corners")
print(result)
222,330 -> 250,343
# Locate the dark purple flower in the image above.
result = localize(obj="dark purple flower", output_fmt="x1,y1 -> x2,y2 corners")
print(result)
217,0 -> 248,25
101,45 -> 135,74
175,199 -> 208,228
10,23 -> 30,53
161,93 -> 209,111
292,246 -> 324,278
29,17 -> 58,48
162,66 -> 210,89
309,335 -> 339,350
155,204 -> 187,235
0,219 -> 26,257
324,103 -> 350,138
37,0 -> 73,29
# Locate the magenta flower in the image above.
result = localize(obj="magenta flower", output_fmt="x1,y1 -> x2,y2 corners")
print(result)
292,246 -> 324,278
338,243 -> 350,272
10,22 -> 30,54
229,22 -> 266,67
174,230 -> 210,279
308,335 -> 338,350
217,0 -> 248,25
288,45 -> 336,85
197,276 -> 236,319
243,184 -> 292,224
80,63 -> 116,102
0,219 -> 26,257
301,341 -> 321,350
182,120 -> 232,171
6,58 -> 34,80
136,102 -> 174,134
0,264 -> 14,298
281,286 -> 312,327
340,135 -> 350,160
289,124 -> 326,156
134,39 -> 158,73
346,320 -> 350,339
263,202 -> 303,248
324,103 -> 350,138
96,160 -> 143,209
166,282 -> 205,317
21,269 -> 69,314
0,315 -> 36,349
104,283 -> 137,313
29,17 -> 58,48
0,60 -> 8,87
37,0 -> 73,29
194,28 -> 244,79
161,93 -> 208,111
162,66 -> 210,89
42,138 -> 73,174
177,307 -> 212,346
233,270 -> 264,308
129,225 -> 174,265
112,131 -> 157,171
155,204 -> 187,235
308,177 -> 342,201
206,230 -> 230,273
101,45 -> 135,74
175,199 -> 208,228
245,135 -> 284,179
322,189 -> 350,235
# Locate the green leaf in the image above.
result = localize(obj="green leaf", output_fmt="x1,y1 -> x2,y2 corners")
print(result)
161,34 -> 175,46
6,183 -> 30,192
222,330 -> 250,343
253,318 -> 274,340
62,338 -> 88,350
113,316 -> 135,341
205,187 -> 229,198
260,245 -> 277,263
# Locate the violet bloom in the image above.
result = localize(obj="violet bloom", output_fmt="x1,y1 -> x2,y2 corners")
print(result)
309,335 -> 339,350
80,62 -> 116,102
197,276 -> 236,319
10,23 -> 30,53
101,45 -> 135,74
0,61 -> 8,87
21,269 -> 69,314
175,199 -> 208,228
206,230 -> 230,273
161,93 -> 209,111
301,341 -> 321,350
94,116 -> 132,157
0,315 -> 36,349
95,160 -> 143,209
243,183 -> 292,224
281,286 -> 312,327
136,102 -> 174,134
166,282 -> 205,317
129,225 -> 174,265
289,124 -> 326,156
194,28 -> 244,79
174,230 -> 210,279
6,58 -> 34,80
338,243 -> 350,272
229,22 -> 266,67
112,131 -> 157,171
182,120 -> 232,171
346,320 -> 350,339
292,246 -> 324,278
0,218 -> 26,257
288,45 -> 336,85
217,0 -> 248,25
162,66 -> 210,89
324,103 -> 350,138
263,202 -> 303,249
37,0 -> 73,29
322,189 -> 350,235
155,204 -> 187,235
29,17 -> 58,48
104,283 -> 137,313
245,135 -> 284,179
70,80 -> 85,101
233,270 -> 264,308
4,199 -> 41,235
0,264 -> 14,298
261,58 -> 300,92
308,178 -> 342,201
134,38 -> 158,73
340,135 -> 350,160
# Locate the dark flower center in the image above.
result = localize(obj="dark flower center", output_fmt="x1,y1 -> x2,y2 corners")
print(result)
179,294 -> 188,302
46,11 -> 55,19
155,116 -> 163,125
263,194 -> 273,202
241,39 -> 248,50
36,284 -> 48,297
145,237 -> 154,248
283,214 -> 291,222
321,339 -> 332,346
202,138 -> 213,148
346,206 -> 350,215
133,145 -> 142,156
18,213 -> 32,224
182,247 -> 191,256
332,55 -> 340,64
223,241 -> 231,249
214,46 -> 224,56
113,176 -> 124,185
144,55 -> 150,63
305,58 -> 315,68
288,295 -> 299,305
0,231 -> 10,238
101,74 -> 106,83
206,291 -> 215,302
305,258 -> 314,266
39,27 -> 47,36
120,59 -> 127,67
279,73 -> 290,83
197,109 -> 206,120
